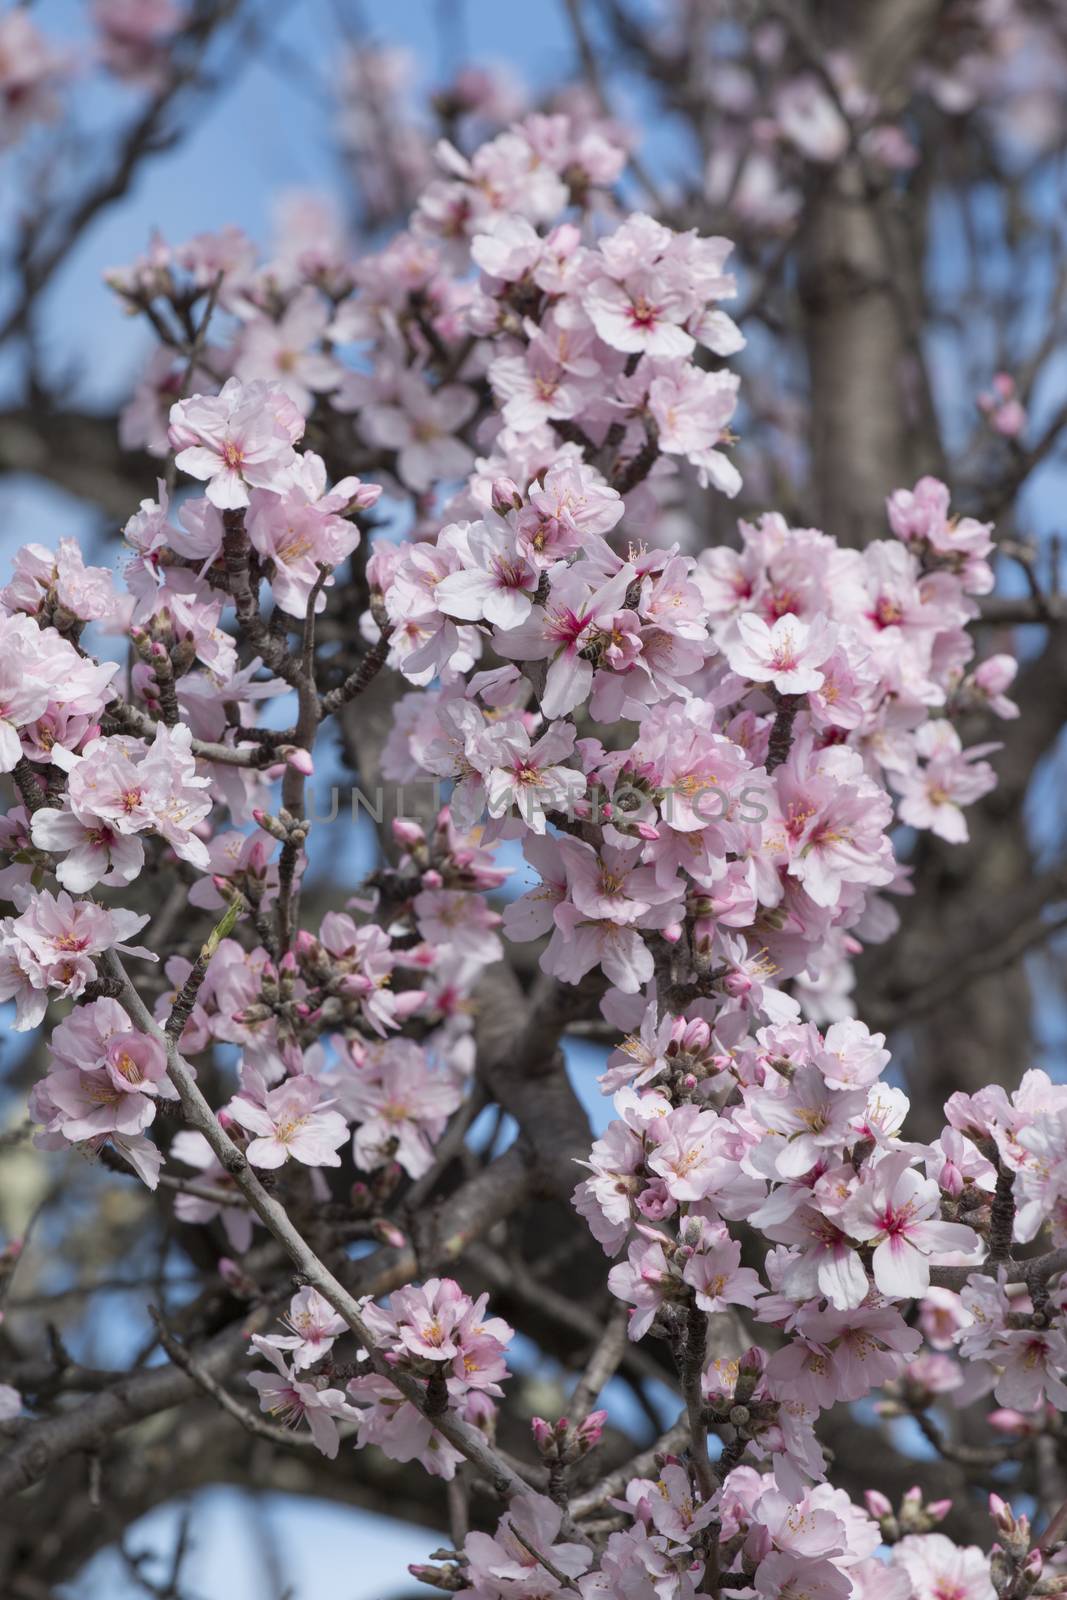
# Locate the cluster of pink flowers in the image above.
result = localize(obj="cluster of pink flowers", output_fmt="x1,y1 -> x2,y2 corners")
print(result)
347,1278 -> 512,1479
978,373 -> 1028,440
28,997 -> 170,1189
1,96 -> 1063,1600
248,1277 -> 514,1476
0,9 -> 70,147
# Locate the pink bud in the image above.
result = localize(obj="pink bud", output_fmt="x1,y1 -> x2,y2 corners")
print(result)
392,818 -> 426,848
661,921 -> 682,944
372,1220 -> 407,1250
635,820 -> 660,840
724,970 -> 752,998
407,1566 -> 446,1587
421,869 -> 443,889
938,1159 -> 964,1198
865,1490 -> 893,1520
974,653 -> 1017,695
738,1346 -> 767,1377
283,746 -> 314,776
576,1409 -> 606,1449
393,990 -> 428,1021
926,1499 -> 952,1524
683,1018 -> 711,1052
531,1416 -> 554,1453
989,1408 -> 1032,1435
491,476 -> 523,514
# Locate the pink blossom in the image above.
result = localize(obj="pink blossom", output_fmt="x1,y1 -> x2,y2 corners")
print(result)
235,288 -> 341,412
169,378 -> 304,509
0,11 -> 69,145
892,1534 -> 995,1600
413,889 -> 503,964
246,452 -> 379,617
344,1040 -> 463,1178
683,1228 -> 762,1313
724,611 -> 837,695
170,1129 -> 254,1252
229,1075 -> 348,1169
480,718 -> 586,834
247,1336 -> 357,1458
261,1287 -> 348,1371
434,518 -> 540,628
753,1552 -> 852,1600
359,372 -> 476,493
497,563 -> 637,718
461,1494 -> 592,1597
841,1152 -> 980,1299
894,723 -> 998,843
970,654 -> 1019,719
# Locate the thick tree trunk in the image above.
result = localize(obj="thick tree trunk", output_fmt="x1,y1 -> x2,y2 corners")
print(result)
799,0 -> 945,543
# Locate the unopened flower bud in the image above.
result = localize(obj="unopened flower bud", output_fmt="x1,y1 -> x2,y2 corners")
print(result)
491,477 -> 523,515
683,1018 -> 711,1052
407,1562 -> 462,1593
990,1494 -> 1013,1531
392,818 -> 426,849
1023,1549 -> 1043,1581
734,1345 -> 766,1403
531,1416 -> 555,1454
575,1409 -> 606,1452
282,746 -> 314,776
253,809 -> 289,842
938,1159 -> 964,1198
371,1219 -> 407,1250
